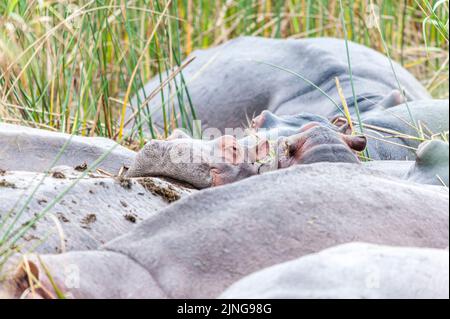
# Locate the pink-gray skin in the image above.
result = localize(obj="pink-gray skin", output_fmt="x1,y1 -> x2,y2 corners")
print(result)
126,130 -> 270,189
263,122 -> 367,172
250,111 -> 367,166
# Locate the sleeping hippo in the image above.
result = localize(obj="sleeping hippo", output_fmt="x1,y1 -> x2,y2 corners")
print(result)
0,123 -> 135,174
126,132 -> 270,188
252,99 -> 449,160
1,163 -> 448,298
220,243 -> 449,299
126,123 -> 367,188
129,37 -> 430,133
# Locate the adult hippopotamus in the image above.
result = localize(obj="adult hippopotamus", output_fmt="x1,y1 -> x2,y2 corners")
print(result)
0,168 -> 193,253
0,123 -> 135,174
129,37 -> 430,133
126,123 -> 367,188
253,99 -> 449,160
2,163 -> 447,298
220,243 -> 449,299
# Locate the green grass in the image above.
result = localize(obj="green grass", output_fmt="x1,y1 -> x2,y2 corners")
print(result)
0,1 -> 448,296
0,0 -> 448,142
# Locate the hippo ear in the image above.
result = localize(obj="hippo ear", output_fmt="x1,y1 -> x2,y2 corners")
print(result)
330,116 -> 352,135
342,135 -> 367,152
218,136 -> 244,165
11,259 -> 42,298
379,90 -> 405,108
248,138 -> 270,162
166,129 -> 191,140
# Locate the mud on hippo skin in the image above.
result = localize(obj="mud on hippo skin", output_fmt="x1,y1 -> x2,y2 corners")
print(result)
129,37 -> 430,133
220,243 -> 449,299
0,123 -> 136,174
0,168 -> 194,254
3,163 -> 447,298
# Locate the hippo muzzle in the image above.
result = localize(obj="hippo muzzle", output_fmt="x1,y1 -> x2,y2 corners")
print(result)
276,123 -> 367,168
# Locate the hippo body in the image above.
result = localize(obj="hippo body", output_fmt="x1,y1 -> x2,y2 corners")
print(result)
220,243 -> 449,299
130,37 -> 430,132
406,140 -> 449,186
3,163 -> 447,298
0,168 -> 193,253
0,123 -> 135,174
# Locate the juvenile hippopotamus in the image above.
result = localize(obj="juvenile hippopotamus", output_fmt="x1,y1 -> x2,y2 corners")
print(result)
126,123 -> 367,188
220,243 -> 449,299
253,99 -> 449,161
129,37 -> 430,133
2,163 -> 448,298
0,123 -> 135,174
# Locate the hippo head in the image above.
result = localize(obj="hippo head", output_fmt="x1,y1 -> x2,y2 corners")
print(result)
251,110 -> 336,134
126,130 -> 270,189
275,122 -> 367,168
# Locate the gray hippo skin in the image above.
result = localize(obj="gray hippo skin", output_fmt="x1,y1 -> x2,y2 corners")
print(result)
406,140 -> 449,186
220,243 -> 449,299
0,168 -> 193,253
253,99 -> 449,160
0,123 -> 135,174
126,124 -> 367,188
130,37 -> 430,133
362,140 -> 449,186
356,99 -> 449,160
2,164 -> 448,298
126,131 -> 270,189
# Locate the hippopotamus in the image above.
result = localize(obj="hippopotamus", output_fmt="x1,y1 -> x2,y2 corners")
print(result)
220,243 -> 449,299
0,123 -> 135,174
406,140 -> 449,186
252,99 -> 449,160
2,163 -> 447,298
129,37 -> 430,133
126,123 -> 367,188
360,139 -> 449,186
126,131 -> 270,189
0,168 -> 193,254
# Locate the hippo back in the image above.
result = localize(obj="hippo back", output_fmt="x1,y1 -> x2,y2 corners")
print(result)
130,37 -> 430,133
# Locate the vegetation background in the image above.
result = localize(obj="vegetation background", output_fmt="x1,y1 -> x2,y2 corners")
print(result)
0,0 -> 448,141
0,0 -> 448,290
